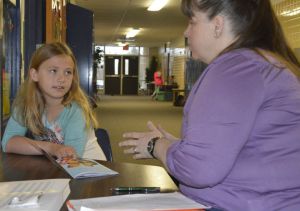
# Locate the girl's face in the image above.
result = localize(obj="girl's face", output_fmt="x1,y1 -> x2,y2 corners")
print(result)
30,55 -> 74,104
184,11 -> 217,63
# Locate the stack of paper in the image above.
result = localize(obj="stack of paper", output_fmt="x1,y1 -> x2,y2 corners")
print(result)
0,178 -> 70,211
67,192 -> 211,211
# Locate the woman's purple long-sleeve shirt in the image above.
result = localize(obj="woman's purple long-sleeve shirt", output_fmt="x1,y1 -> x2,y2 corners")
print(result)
166,49 -> 300,211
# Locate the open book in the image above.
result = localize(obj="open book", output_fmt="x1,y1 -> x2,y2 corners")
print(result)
34,144 -> 118,179
56,157 -> 119,179
0,178 -> 70,211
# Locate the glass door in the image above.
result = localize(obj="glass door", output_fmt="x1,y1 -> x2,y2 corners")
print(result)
122,56 -> 139,95
104,55 -> 121,95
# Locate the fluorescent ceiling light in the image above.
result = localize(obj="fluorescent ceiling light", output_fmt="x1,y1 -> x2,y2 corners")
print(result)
117,42 -> 127,47
126,28 -> 140,38
280,7 -> 300,16
116,38 -> 135,42
271,0 -> 285,5
147,0 -> 168,11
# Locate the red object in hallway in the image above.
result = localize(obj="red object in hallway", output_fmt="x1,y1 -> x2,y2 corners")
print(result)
154,71 -> 163,85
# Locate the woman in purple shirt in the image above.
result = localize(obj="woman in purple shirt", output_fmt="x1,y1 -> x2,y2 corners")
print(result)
120,0 -> 300,210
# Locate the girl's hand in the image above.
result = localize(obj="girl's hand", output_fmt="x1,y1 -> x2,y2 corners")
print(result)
50,144 -> 77,159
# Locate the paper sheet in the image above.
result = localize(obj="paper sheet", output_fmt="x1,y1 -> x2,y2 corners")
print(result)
67,192 -> 211,211
0,179 -> 70,211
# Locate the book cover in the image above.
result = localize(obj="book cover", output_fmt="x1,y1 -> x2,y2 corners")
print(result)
56,157 -> 119,179
0,178 -> 70,211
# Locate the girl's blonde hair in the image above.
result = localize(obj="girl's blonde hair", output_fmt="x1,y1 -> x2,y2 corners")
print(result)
13,42 -> 98,135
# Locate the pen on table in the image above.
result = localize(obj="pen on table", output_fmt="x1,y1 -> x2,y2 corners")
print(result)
112,187 -> 160,192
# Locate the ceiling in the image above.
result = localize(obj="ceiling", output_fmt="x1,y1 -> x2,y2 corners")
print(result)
71,0 -> 187,47
71,0 -> 282,48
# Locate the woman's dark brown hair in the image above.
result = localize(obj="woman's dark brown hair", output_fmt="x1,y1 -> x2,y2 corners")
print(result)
181,0 -> 300,74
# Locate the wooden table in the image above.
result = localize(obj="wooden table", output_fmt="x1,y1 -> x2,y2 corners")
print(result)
0,152 -> 178,210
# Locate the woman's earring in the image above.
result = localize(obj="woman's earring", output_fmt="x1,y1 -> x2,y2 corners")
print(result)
214,26 -> 221,38
214,29 -> 220,38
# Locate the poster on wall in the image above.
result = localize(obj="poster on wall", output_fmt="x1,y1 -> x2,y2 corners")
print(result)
46,0 -> 66,42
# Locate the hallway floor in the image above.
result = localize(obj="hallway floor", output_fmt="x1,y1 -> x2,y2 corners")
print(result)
94,95 -> 183,166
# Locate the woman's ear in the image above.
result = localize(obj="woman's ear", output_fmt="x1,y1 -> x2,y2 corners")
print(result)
213,15 -> 225,38
30,68 -> 39,82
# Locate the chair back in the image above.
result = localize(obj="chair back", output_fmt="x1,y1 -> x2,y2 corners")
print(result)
94,128 -> 113,161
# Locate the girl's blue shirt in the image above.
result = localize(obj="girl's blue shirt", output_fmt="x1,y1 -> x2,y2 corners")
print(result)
1,102 -> 88,157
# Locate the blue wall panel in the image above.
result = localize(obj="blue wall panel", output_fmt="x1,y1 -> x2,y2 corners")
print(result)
24,0 -> 45,75
66,3 -> 93,96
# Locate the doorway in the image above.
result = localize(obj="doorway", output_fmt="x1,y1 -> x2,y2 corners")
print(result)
104,55 -> 139,95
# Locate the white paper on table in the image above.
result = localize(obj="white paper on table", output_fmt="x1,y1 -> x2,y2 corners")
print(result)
0,179 -> 70,211
67,192 -> 211,211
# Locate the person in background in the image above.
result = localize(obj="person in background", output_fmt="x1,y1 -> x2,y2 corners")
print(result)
169,75 -> 178,88
151,70 -> 163,100
119,0 -> 300,210
2,42 -> 106,160
169,75 -> 175,85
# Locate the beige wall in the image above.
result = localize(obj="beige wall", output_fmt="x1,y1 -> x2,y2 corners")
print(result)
151,32 -> 187,89
273,0 -> 300,59
170,36 -> 185,48
171,56 -> 185,89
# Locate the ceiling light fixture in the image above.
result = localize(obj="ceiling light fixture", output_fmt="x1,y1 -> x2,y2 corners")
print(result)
116,38 -> 135,42
280,7 -> 300,16
117,42 -> 127,47
126,28 -> 140,38
147,0 -> 168,11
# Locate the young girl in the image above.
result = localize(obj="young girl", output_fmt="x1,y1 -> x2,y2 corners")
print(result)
151,70 -> 163,100
2,42 -> 106,160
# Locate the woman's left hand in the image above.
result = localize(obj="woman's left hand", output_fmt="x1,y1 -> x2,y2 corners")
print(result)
119,121 -> 162,159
